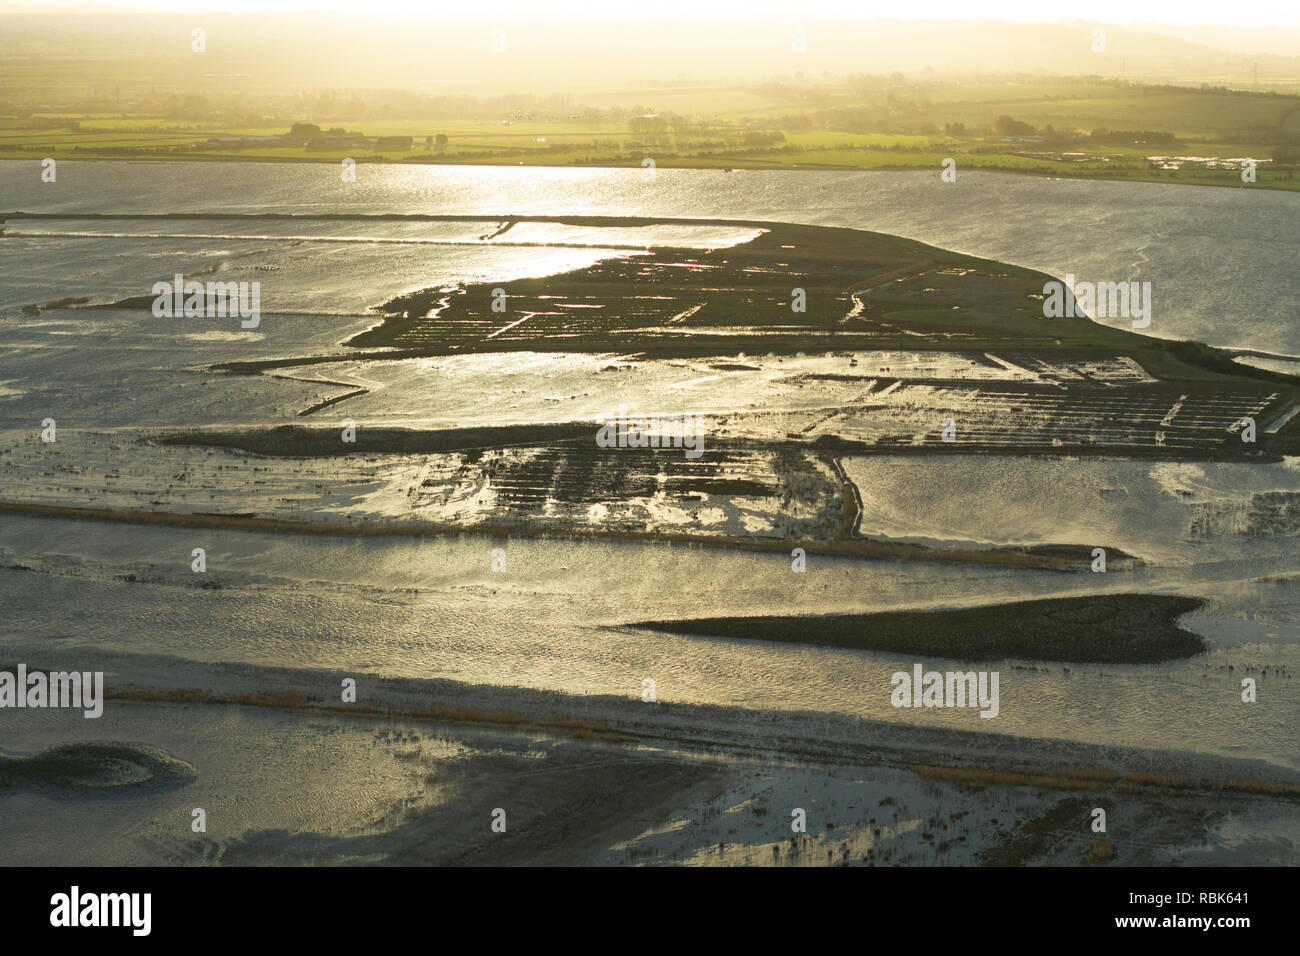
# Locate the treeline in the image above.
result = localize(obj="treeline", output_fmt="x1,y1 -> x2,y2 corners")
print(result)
1088,128 -> 1177,144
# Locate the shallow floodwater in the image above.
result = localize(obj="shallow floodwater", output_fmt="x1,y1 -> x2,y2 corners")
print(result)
843,454 -> 1300,566
3,161 -> 1299,355
2,515 -> 1298,770
1,161 -> 1298,778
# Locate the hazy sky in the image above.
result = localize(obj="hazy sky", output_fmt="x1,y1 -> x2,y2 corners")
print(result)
9,0 -> 1300,29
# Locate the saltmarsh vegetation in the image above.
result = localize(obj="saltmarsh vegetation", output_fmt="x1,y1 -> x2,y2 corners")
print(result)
634,594 -> 1208,663
330,218 -> 1299,458
339,219 -> 1298,396
0,742 -> 194,793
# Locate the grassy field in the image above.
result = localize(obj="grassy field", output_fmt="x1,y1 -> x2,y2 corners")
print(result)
3,78 -> 1298,189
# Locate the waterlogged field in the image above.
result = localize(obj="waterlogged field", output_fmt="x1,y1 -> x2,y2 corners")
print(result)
1,162 -> 1298,866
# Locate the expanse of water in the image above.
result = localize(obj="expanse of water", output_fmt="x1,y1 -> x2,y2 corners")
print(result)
3,160 -> 1299,355
2,515 -> 1298,770
2,160 -> 1299,774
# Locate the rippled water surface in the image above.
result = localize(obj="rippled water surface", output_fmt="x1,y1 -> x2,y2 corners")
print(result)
5,161 -> 1299,353
2,161 -> 1298,771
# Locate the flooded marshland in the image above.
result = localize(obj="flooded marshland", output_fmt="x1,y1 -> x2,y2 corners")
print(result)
2,162 -> 1298,865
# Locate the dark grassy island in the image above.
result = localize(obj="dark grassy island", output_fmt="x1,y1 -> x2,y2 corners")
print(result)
633,593 -> 1208,663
